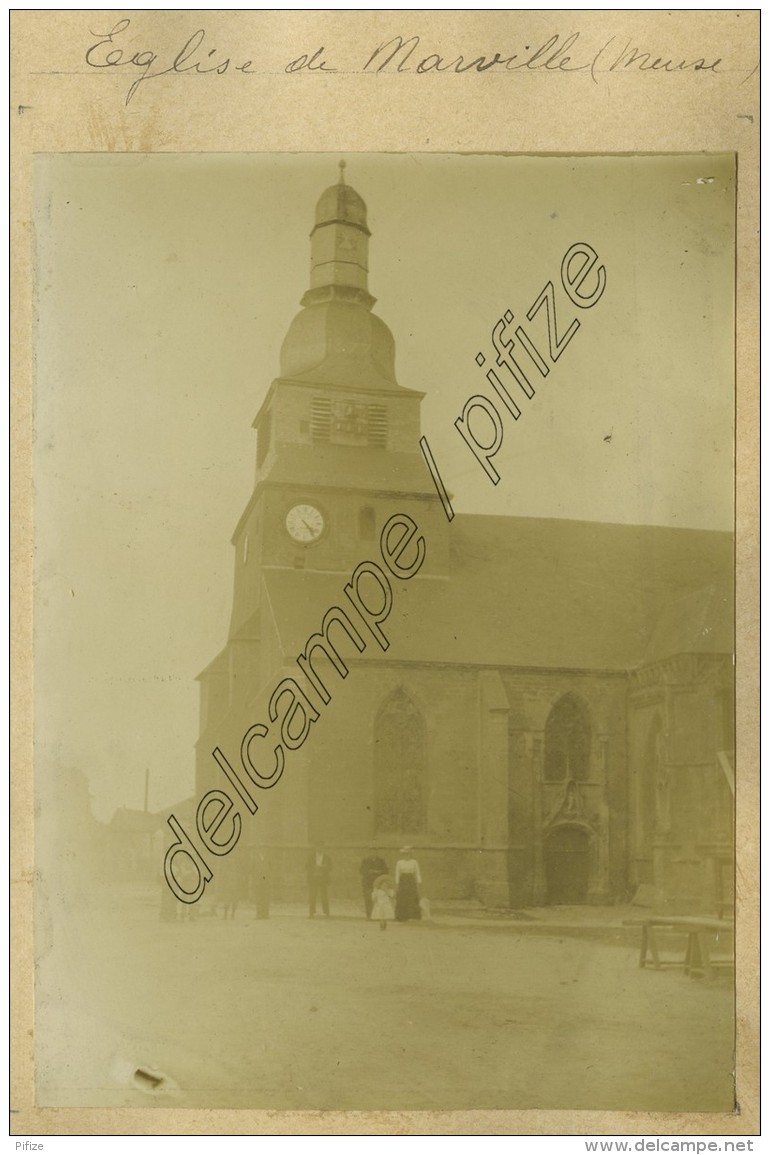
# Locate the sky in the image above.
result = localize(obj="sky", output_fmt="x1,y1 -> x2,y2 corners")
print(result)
32,152 -> 735,817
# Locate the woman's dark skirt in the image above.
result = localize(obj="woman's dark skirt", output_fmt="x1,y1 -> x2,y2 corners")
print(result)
395,873 -> 421,921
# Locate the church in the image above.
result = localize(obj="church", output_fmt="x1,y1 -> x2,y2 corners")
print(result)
194,166 -> 734,914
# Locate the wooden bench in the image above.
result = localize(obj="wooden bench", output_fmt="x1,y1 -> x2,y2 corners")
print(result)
625,916 -> 734,979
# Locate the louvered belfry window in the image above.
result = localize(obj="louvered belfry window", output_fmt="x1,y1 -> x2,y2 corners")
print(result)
310,397 -> 332,442
311,396 -> 387,446
368,404 -> 387,447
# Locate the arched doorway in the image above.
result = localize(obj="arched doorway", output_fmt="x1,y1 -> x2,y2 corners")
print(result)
544,824 -> 591,904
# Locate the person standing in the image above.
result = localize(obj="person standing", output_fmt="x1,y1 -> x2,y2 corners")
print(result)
395,847 -> 422,921
359,847 -> 388,918
306,844 -> 332,918
218,855 -> 241,920
371,875 -> 396,931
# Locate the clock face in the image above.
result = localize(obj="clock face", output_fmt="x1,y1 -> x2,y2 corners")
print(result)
285,503 -> 325,544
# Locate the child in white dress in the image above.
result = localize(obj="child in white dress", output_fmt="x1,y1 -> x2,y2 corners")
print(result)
371,877 -> 395,930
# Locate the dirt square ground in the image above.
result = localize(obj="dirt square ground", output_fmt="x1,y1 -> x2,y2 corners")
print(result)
35,885 -> 734,1113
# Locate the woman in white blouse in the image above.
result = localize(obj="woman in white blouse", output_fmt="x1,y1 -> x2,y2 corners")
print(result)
395,847 -> 422,921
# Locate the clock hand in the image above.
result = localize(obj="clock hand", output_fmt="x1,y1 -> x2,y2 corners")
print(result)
302,520 -> 315,535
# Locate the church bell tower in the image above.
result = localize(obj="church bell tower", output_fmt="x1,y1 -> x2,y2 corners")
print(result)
196,165 -> 449,786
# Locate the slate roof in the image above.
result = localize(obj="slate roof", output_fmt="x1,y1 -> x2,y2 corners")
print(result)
261,514 -> 733,672
643,584 -> 733,664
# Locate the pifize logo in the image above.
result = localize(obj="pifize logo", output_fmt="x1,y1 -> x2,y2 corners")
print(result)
163,239 -> 607,903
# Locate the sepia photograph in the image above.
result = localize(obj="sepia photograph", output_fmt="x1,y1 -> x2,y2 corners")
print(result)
30,151 -> 737,1115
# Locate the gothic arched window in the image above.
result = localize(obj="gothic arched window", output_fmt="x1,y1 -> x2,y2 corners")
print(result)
544,693 -> 591,782
374,689 -> 427,834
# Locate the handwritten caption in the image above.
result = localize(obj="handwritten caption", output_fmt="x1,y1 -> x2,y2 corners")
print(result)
84,20 -> 724,106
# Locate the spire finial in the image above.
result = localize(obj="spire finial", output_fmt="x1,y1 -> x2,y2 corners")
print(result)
338,159 -> 346,185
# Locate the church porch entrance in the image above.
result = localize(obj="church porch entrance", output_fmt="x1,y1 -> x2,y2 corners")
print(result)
544,824 -> 591,904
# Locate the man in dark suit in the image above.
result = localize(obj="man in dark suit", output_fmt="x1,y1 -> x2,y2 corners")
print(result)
306,844 -> 332,918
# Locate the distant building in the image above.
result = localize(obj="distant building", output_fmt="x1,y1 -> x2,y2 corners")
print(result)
41,766 -> 109,886
195,168 -> 734,913
109,807 -> 163,879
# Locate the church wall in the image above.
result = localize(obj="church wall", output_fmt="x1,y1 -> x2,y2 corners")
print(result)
626,695 -> 663,890
271,383 -> 311,449
194,707 -> 245,810
628,654 -> 734,914
251,486 -> 441,576
256,596 -> 284,692
226,660 -> 504,902
193,642 -> 731,915
303,664 -> 482,896
228,639 -> 261,712
380,392 -> 422,454
229,507 -> 264,635
198,662 -> 228,736
195,661 -> 632,907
